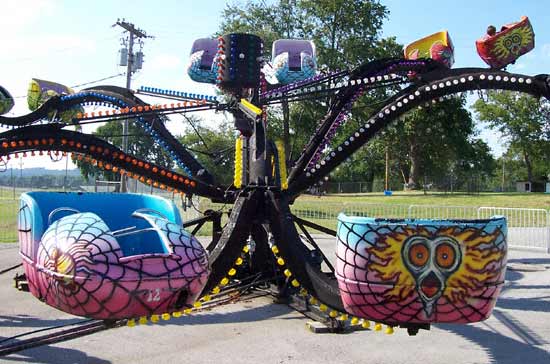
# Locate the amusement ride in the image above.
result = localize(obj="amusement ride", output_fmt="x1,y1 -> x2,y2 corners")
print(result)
0,15 -> 543,352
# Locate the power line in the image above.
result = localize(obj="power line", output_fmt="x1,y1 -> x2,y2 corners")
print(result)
70,73 -> 125,88
3,74 -> 126,101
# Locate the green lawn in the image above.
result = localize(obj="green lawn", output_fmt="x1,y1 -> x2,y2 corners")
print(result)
2,191 -> 549,243
0,199 -> 19,243
295,191 -> 550,210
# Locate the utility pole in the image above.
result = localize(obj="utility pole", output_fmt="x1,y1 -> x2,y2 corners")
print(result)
501,156 -> 505,192
384,146 -> 389,192
113,19 -> 153,192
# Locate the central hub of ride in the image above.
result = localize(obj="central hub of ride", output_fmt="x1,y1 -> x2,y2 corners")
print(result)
217,33 -> 263,91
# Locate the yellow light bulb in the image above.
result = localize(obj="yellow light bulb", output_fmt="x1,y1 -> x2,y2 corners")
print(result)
172,311 -> 182,318
193,301 -> 202,309
271,245 -> 279,254
385,326 -> 395,335
242,246 -> 249,253
127,319 -> 136,327
350,317 -> 359,326
235,257 -> 243,266
338,314 -> 348,321
361,320 -> 370,329
212,286 -> 221,294
291,279 -> 300,287
220,277 -> 229,286
202,295 -> 211,302
319,304 -> 328,312
162,313 -> 171,321
283,269 -> 292,277
374,323 -> 382,331
151,315 -> 159,323
309,297 -> 318,305
184,308 -> 192,315
228,268 -> 237,276
329,310 -> 338,318
139,316 -> 148,325
277,257 -> 285,266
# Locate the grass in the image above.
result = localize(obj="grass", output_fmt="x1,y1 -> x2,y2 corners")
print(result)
0,199 -> 19,243
1,190 -> 549,242
294,191 -> 550,210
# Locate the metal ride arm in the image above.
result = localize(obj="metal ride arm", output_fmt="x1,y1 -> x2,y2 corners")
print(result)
0,97 -> 65,127
286,58 -> 440,185
84,86 -> 217,185
201,190 -> 262,294
287,68 -> 550,198
0,85 -> 218,187
267,191 -> 344,311
0,124 -> 225,201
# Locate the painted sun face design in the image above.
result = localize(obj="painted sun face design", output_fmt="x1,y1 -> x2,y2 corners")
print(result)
493,26 -> 534,58
402,236 -> 461,316
367,226 -> 505,319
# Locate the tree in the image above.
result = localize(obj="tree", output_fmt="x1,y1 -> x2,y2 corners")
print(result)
375,97 -> 495,190
178,119 -> 237,185
473,92 -> 550,183
219,0 -> 401,161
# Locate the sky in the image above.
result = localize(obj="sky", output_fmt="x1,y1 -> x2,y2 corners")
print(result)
1,0 -> 549,171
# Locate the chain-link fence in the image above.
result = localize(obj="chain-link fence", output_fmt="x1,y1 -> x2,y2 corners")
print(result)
321,177 -> 516,195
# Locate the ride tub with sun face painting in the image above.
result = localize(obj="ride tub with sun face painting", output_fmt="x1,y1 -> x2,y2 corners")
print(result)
336,214 -> 507,325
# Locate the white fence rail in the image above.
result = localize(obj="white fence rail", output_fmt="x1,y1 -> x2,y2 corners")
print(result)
408,205 -> 479,220
292,203 -> 550,253
477,207 -> 549,252
0,198 -> 549,253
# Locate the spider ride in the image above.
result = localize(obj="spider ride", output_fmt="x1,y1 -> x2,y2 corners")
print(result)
0,16 -> 543,337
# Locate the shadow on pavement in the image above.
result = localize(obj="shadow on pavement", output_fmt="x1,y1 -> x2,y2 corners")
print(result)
151,300 -> 295,327
495,297 -> 550,313
0,315 -> 84,329
1,342 -> 111,364
508,258 -> 550,265
439,323 -> 550,364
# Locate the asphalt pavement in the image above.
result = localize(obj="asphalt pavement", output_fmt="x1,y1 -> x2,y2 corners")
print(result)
0,237 -> 549,364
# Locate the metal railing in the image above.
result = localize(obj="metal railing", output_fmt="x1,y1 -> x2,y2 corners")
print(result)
477,207 -> 550,252
408,205 -> 479,220
292,203 -> 550,253
1,197 -> 549,253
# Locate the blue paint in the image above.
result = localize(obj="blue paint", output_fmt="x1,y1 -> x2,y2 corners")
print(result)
21,192 -> 182,256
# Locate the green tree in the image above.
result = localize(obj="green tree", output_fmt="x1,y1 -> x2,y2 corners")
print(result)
380,97 -> 495,189
219,0 -> 401,161
473,92 -> 550,183
178,120 -> 237,186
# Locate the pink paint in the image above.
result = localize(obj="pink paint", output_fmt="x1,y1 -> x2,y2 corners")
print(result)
19,207 -> 209,320
336,214 -> 507,325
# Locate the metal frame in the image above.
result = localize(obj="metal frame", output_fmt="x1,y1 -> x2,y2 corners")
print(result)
3,54 -> 550,334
